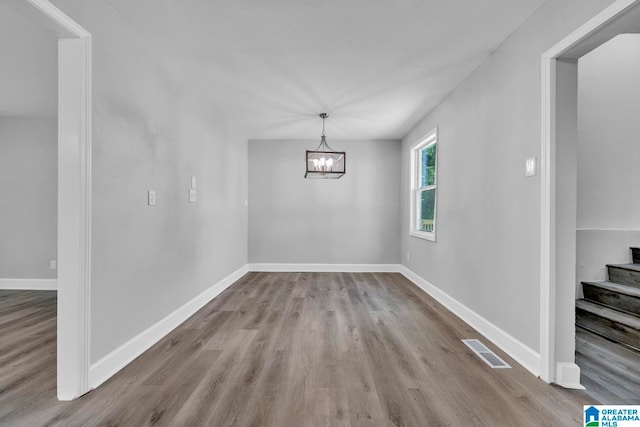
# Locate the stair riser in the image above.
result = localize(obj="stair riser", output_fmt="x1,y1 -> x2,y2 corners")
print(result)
576,308 -> 640,351
608,266 -> 640,289
583,284 -> 640,315
632,248 -> 640,264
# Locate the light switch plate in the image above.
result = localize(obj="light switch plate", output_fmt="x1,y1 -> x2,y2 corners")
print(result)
525,157 -> 536,177
148,190 -> 156,206
189,188 -> 197,203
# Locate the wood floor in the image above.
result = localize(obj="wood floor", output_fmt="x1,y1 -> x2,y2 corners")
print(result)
1,273 -> 601,426
576,327 -> 640,404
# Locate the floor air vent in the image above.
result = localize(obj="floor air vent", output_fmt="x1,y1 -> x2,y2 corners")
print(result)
462,339 -> 511,369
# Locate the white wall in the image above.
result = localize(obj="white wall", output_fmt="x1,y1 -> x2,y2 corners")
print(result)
0,118 -> 57,279
577,34 -> 640,230
576,34 -> 640,287
50,0 -> 248,364
0,2 -> 58,283
400,0 -> 614,357
0,1 -> 57,117
577,230 -> 640,284
248,139 -> 400,264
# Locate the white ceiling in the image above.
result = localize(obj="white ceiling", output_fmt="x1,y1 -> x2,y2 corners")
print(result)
105,0 -> 549,140
2,0 -> 551,138
0,1 -> 57,118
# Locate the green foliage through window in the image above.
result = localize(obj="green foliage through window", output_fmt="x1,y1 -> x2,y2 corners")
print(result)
420,144 -> 436,188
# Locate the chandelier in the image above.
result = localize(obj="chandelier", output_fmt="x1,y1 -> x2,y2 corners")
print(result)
305,113 -> 346,179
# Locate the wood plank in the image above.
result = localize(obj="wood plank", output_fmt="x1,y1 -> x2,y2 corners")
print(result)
0,274 -> 621,426
608,264 -> 640,289
576,299 -> 640,350
582,281 -> 640,315
576,327 -> 640,404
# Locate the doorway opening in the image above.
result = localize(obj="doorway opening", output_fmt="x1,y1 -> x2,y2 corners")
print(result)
0,0 -> 59,413
573,33 -> 640,403
2,0 -> 92,401
540,0 -> 640,391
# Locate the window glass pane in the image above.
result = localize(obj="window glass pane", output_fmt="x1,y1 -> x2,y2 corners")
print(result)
420,144 -> 436,187
419,188 -> 435,232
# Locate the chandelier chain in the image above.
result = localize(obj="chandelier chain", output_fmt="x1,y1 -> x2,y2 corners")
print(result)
320,113 -> 328,137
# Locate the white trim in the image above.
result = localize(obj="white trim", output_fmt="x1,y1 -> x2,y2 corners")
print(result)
0,279 -> 57,290
89,263 -> 546,391
409,128 -> 438,151
22,0 -> 90,37
576,228 -> 640,232
13,0 -> 93,401
248,263 -> 401,273
540,48 -> 557,385
57,36 -> 92,401
409,127 -> 438,242
409,230 -> 436,242
540,0 -> 640,386
543,0 -> 640,59
555,362 -> 585,390
399,266 -> 541,377
89,265 -> 249,389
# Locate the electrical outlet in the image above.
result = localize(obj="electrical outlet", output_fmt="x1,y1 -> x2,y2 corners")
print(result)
189,188 -> 197,203
406,252 -> 411,261
148,190 -> 156,206
50,260 -> 57,270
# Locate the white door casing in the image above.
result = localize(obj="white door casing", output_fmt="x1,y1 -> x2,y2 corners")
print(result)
540,0 -> 640,388
7,0 -> 93,400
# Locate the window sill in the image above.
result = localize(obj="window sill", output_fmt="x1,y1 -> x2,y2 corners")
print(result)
410,231 -> 436,242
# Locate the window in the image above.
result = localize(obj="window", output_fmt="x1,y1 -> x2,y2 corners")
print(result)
410,128 -> 438,241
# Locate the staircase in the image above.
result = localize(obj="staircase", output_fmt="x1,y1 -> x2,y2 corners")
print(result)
576,247 -> 640,352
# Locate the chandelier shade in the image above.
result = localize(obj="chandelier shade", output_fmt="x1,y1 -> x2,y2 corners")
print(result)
305,114 -> 346,179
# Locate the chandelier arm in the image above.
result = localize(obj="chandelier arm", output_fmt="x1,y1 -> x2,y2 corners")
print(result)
322,141 -> 336,152
314,135 -> 335,152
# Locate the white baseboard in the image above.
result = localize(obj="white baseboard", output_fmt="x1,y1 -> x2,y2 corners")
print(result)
248,263 -> 402,273
555,362 -> 585,390
88,265 -> 249,389
398,265 -> 541,378
87,263 -> 546,391
0,278 -> 57,290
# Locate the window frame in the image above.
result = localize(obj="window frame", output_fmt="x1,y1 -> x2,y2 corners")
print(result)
410,127 -> 438,242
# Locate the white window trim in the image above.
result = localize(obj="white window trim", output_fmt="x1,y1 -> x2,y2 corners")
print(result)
409,127 -> 438,242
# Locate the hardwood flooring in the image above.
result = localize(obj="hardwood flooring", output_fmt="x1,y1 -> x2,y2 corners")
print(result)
0,273 -> 603,426
576,327 -> 640,404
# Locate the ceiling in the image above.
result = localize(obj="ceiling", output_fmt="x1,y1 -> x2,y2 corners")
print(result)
105,0 -> 550,140
2,0 -> 551,138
